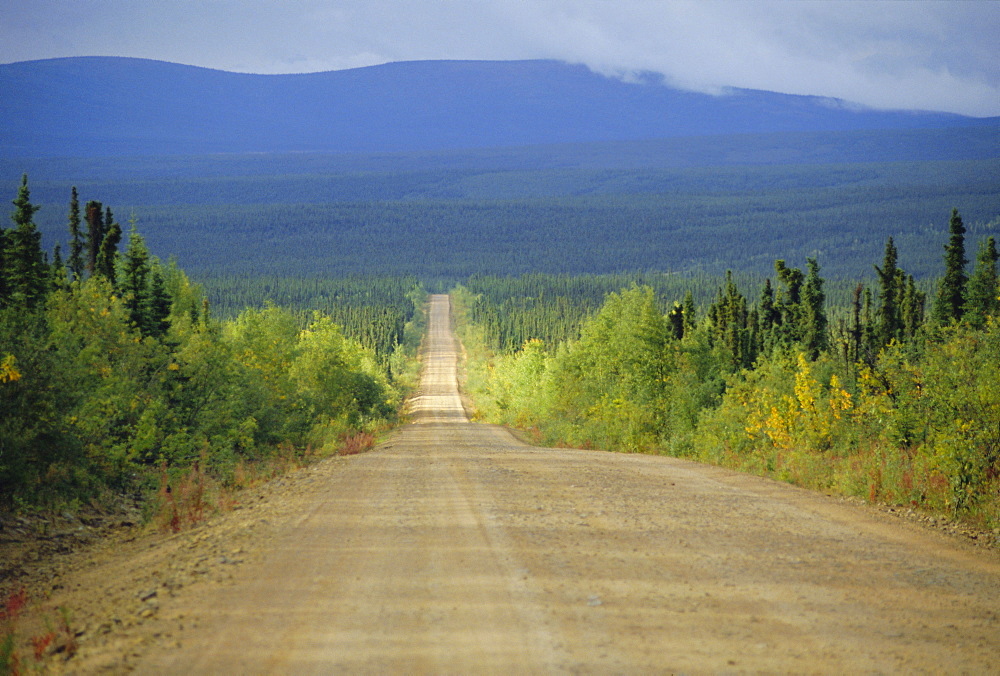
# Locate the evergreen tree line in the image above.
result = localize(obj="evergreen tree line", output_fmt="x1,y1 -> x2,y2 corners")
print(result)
197,275 -> 423,365
1,177 -> 417,509
459,208 -> 1000,523
1,176 -> 171,338
466,271 -> 774,355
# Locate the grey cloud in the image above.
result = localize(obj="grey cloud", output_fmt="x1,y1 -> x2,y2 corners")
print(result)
1,0 -> 998,116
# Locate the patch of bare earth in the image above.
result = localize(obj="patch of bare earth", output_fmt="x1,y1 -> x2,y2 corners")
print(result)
2,294 -> 999,673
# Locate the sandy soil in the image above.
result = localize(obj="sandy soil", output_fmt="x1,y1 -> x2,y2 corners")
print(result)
5,293 -> 1000,673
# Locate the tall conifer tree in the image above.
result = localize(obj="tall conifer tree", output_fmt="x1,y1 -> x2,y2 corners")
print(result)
4,174 -> 47,308
709,271 -> 753,369
801,257 -> 827,358
964,236 -> 999,329
144,267 -> 172,338
849,283 -> 864,364
900,274 -> 925,339
773,260 -> 805,346
50,244 -> 68,290
758,278 -> 777,327
667,302 -> 685,340
933,208 -> 968,324
874,237 -> 902,346
67,186 -> 85,279
95,206 -> 121,284
85,200 -> 104,275
681,290 -> 696,336
122,218 -> 151,331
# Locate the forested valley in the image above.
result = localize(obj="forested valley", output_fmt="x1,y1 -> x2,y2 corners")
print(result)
0,176 -> 425,516
456,210 -> 1000,527
9,127 -> 1000,282
2,121 -> 999,531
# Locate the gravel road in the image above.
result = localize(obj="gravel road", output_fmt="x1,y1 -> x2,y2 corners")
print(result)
35,294 -> 1000,673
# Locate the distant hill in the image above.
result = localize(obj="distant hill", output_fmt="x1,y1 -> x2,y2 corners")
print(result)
2,57 -> 995,157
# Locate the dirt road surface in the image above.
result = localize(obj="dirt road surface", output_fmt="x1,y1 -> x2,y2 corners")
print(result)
20,294 -> 1000,673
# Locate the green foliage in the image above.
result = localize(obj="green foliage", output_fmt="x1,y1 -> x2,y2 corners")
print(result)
291,314 -> 394,425
198,275 -> 421,366
3,174 -> 48,309
485,338 -> 552,429
465,271 -> 759,355
963,236 -> 999,329
94,206 -> 121,285
707,272 -> 754,371
933,208 -> 968,324
2,275 -> 410,508
801,258 -> 827,358
460,219 -> 1000,527
918,324 -> 1000,512
874,237 -> 903,347
0,305 -> 79,503
121,217 -> 152,333
84,200 -> 103,276
550,286 -> 670,451
67,186 -> 84,280
0,183 -> 420,510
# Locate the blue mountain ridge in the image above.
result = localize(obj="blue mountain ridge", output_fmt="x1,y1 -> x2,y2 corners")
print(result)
2,57 -> 995,158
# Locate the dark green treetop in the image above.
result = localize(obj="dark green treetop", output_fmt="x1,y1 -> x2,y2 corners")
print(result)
4,174 -> 48,308
963,236 -> 998,329
874,236 -> 902,347
801,257 -> 827,359
85,200 -> 104,275
95,206 -> 122,285
933,208 -> 967,324
67,186 -> 85,280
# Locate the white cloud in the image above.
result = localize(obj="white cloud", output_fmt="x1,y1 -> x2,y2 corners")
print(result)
1,0 -> 998,116
495,0 -> 1000,116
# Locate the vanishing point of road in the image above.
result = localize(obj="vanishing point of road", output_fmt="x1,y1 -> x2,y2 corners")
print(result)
138,294 -> 1000,673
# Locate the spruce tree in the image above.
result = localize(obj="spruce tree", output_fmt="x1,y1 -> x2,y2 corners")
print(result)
933,208 -> 968,324
67,186 -> 85,280
668,291 -> 697,341
122,218 -> 151,332
874,237 -> 902,346
849,283 -> 864,364
758,278 -> 778,345
4,174 -> 47,308
144,268 -> 172,338
709,271 -> 753,369
85,200 -> 104,275
51,244 -> 68,290
681,290 -> 696,336
862,286 -> 880,356
774,261 -> 803,307
773,260 -> 805,346
900,274 -> 925,339
801,257 -> 827,358
95,207 -> 122,285
667,302 -> 685,340
963,236 -> 999,329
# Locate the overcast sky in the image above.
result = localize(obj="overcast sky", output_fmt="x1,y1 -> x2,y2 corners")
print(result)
2,0 -> 998,117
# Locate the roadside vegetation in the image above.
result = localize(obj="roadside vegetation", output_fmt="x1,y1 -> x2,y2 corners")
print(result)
456,209 -> 1000,528
0,176 -> 425,515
